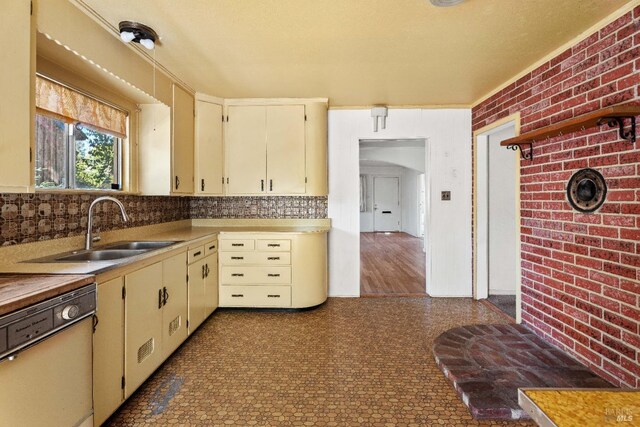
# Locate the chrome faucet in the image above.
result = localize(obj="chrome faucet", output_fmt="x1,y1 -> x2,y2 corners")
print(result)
85,196 -> 130,250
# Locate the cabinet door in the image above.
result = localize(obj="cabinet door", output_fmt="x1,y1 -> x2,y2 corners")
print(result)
94,277 -> 124,426
225,105 -> 266,194
172,84 -> 195,194
204,254 -> 219,317
266,105 -> 306,194
0,0 -> 34,193
195,100 -> 223,195
187,258 -> 206,334
162,252 -> 188,359
124,262 -> 163,398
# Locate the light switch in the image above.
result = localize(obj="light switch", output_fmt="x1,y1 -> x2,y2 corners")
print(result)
441,191 -> 451,201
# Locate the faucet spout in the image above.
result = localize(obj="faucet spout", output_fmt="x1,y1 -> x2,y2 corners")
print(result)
85,196 -> 130,251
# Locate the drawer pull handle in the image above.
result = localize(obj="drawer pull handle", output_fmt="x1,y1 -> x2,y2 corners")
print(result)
231,243 -> 244,247
231,256 -> 244,260
209,245 -> 216,250
267,257 -> 280,260
267,294 -> 280,298
267,273 -> 281,277
231,273 -> 244,277
231,294 -> 244,298
193,251 -> 202,257
267,243 -> 281,247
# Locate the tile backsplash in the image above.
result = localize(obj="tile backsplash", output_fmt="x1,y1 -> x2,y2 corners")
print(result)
190,196 -> 328,219
0,192 -> 328,246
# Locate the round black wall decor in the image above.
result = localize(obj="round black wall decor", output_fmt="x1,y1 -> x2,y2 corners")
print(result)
566,168 -> 607,213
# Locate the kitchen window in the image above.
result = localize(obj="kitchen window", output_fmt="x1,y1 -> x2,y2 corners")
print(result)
34,75 -> 127,190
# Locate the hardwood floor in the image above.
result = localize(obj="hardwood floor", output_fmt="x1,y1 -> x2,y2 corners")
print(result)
360,232 -> 426,296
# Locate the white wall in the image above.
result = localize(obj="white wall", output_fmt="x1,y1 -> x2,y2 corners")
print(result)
328,108 -> 472,297
401,167 -> 420,237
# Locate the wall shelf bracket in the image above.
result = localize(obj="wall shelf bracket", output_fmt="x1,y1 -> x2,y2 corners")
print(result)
597,115 -> 636,143
507,143 -> 533,160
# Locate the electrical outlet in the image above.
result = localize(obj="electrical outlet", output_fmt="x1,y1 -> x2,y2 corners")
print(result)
441,191 -> 451,201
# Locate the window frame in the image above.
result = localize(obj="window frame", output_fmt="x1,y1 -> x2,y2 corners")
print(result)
34,73 -> 129,192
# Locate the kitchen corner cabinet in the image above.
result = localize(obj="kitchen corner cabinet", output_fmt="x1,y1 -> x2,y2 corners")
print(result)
0,0 -> 35,193
187,238 -> 218,333
195,100 -> 224,195
172,84 -> 195,194
223,99 -> 328,196
124,251 -> 187,398
93,277 -> 125,426
218,232 -> 327,308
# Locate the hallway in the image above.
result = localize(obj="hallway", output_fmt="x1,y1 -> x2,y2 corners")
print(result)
360,232 -> 426,296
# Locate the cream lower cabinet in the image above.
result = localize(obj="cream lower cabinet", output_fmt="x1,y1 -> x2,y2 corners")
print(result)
187,238 -> 218,333
93,277 -> 125,426
218,232 -> 327,308
124,252 -> 187,398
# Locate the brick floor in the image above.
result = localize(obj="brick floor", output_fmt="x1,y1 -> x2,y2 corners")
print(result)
433,324 -> 612,420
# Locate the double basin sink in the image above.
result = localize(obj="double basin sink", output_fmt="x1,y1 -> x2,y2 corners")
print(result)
31,241 -> 180,263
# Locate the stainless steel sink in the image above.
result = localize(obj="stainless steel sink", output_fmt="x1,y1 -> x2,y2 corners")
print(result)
102,241 -> 179,251
54,249 -> 148,262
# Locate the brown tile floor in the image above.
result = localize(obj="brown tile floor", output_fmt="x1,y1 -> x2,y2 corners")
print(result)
107,298 -> 535,426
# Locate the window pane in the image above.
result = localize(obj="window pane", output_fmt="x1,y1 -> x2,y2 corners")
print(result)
35,115 -> 68,189
74,125 -> 116,190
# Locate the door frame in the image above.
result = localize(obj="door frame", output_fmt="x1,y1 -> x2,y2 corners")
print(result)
372,175 -> 401,232
473,113 -> 522,322
357,138 -> 431,295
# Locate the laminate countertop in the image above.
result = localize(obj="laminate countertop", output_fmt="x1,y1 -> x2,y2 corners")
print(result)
0,274 -> 95,316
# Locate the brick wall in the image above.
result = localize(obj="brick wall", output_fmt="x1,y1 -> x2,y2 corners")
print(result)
472,8 -> 640,387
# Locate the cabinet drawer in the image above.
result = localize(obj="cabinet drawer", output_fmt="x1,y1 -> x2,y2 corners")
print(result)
219,239 -> 255,251
220,266 -> 291,284
188,246 -> 205,263
204,239 -> 218,255
256,239 -> 290,251
219,252 -> 291,265
220,286 -> 291,307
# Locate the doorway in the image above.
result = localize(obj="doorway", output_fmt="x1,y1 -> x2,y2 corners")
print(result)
373,176 -> 400,231
475,117 -> 521,321
359,138 -> 427,296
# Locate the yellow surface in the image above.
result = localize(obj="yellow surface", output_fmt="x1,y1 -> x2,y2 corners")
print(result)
525,390 -> 640,426
75,0 -> 631,106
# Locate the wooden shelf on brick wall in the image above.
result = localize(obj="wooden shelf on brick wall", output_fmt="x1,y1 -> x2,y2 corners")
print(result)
501,104 -> 640,161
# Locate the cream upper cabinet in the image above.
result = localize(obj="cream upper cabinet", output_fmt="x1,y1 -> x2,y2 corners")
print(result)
266,105 -> 306,194
172,84 -> 195,194
225,105 -> 268,194
195,100 -> 224,195
0,0 -> 35,193
222,99 -> 328,196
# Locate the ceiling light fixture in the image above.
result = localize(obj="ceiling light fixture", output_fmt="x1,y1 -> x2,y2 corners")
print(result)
429,0 -> 466,6
118,21 -> 158,50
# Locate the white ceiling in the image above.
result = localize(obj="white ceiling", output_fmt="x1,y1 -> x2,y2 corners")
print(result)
74,0 -> 632,106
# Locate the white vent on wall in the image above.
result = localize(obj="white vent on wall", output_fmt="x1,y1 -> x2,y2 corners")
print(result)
138,338 -> 154,364
430,0 -> 466,6
169,316 -> 181,336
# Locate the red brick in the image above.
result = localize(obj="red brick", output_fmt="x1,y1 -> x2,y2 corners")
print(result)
575,342 -> 603,365
591,340 -> 620,363
590,293 -> 621,313
603,287 -> 637,307
588,226 -> 619,238
591,317 -> 621,339
565,326 -> 589,346
603,215 -> 635,227
589,248 -> 620,262
603,262 -> 637,279
604,310 -> 638,333
602,360 -> 637,387
599,13 -> 632,38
